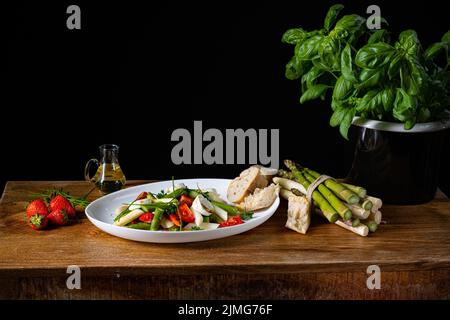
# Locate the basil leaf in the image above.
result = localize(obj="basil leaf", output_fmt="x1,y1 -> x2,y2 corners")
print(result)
417,107 -> 431,122
302,65 -> 326,88
341,44 -> 356,82
339,108 -> 356,140
381,87 -> 395,112
397,30 -> 420,57
331,98 -> 341,111
333,75 -> 353,101
282,28 -> 308,45
300,84 -> 329,103
368,29 -> 390,44
388,53 -> 403,79
285,56 -> 305,80
296,35 -> 323,60
333,15 -> 366,37
442,30 -> 450,45
393,88 -> 417,123
355,42 -> 394,69
324,4 -> 344,32
319,36 -> 340,70
330,104 -> 347,127
356,90 -> 383,113
401,58 -> 425,95
424,42 -> 447,61
356,68 -> 383,90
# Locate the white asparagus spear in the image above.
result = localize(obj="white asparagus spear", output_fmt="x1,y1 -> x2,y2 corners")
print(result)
282,187 -> 369,236
114,209 -> 144,226
315,208 -> 368,236
365,196 -> 382,213
273,177 -> 307,195
335,220 -> 369,237
344,203 -> 371,219
366,210 -> 382,225
280,188 -> 295,200
114,205 -> 128,217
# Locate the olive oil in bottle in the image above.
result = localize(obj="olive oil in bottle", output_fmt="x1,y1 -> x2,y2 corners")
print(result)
85,144 -> 126,194
93,163 -> 126,193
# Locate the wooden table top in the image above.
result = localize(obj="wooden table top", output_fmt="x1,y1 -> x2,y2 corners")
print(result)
1,181 -> 450,278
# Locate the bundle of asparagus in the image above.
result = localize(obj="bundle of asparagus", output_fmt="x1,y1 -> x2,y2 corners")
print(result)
275,160 -> 383,237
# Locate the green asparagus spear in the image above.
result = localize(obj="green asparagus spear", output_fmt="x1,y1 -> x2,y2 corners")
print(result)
302,171 -> 353,221
278,169 -> 294,180
284,160 -> 339,223
126,222 -> 152,230
210,201 -> 241,215
342,183 -> 367,199
150,208 -> 164,231
304,168 -> 360,204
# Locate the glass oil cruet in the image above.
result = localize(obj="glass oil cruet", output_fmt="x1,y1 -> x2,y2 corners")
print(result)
85,144 -> 126,194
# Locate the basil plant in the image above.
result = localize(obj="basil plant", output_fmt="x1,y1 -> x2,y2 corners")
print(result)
283,4 -> 450,139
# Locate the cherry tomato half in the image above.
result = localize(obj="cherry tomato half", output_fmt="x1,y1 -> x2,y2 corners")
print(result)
178,203 -> 195,223
139,212 -> 154,223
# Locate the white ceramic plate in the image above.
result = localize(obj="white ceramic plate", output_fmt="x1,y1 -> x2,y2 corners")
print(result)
85,178 -> 279,243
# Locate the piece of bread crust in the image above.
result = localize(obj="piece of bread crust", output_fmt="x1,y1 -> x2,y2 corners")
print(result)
237,183 -> 280,211
227,166 -> 260,203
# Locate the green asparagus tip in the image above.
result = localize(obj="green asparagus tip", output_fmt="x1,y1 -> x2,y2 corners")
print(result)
344,210 -> 353,221
352,218 -> 361,227
367,221 -> 378,232
278,169 -> 289,177
284,159 -> 295,170
348,195 -> 360,205
362,199 -> 373,210
329,213 -> 339,223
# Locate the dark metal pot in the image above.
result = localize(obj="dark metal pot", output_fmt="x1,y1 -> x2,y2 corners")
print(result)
346,116 -> 450,204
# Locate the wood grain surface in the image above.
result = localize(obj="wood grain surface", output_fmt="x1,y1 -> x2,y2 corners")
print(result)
1,181 -> 449,299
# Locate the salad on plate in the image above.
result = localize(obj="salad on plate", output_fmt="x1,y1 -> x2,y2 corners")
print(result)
113,182 -> 253,231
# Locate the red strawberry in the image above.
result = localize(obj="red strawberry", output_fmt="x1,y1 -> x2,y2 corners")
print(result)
49,195 -> 76,218
47,209 -> 68,225
26,199 -> 49,218
29,214 -> 48,230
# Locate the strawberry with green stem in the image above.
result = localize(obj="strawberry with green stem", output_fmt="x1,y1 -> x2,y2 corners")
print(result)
29,214 -> 48,230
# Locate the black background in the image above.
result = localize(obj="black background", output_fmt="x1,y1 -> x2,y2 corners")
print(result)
3,0 -> 449,195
